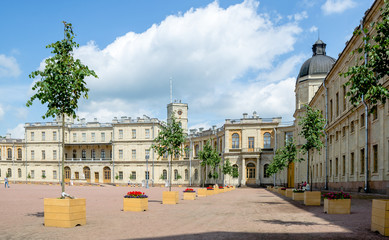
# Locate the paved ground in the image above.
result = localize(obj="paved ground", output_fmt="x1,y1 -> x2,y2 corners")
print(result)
0,183 -> 387,240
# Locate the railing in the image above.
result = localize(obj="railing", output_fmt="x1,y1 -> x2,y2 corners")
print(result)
65,158 -> 112,162
241,148 -> 261,152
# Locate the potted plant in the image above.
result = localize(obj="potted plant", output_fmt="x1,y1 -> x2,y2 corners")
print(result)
285,188 -> 294,198
123,191 -> 148,212
279,187 -> 287,196
218,186 -> 224,193
323,192 -> 351,214
292,189 -> 305,201
206,186 -> 215,196
183,188 -> 196,200
371,199 -> 389,236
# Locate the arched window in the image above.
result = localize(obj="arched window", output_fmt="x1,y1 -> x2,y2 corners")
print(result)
174,169 -> 178,180
194,169 -> 198,180
83,166 -> 91,181
264,164 -> 270,178
195,145 -> 199,156
103,166 -> 111,182
17,148 -> 22,159
232,164 -> 239,178
82,150 -> 86,159
18,168 -> 22,178
7,168 -> 12,177
65,167 -> 71,180
185,169 -> 188,180
162,169 -> 167,180
232,133 -> 239,149
264,133 -> 271,148
72,149 -> 77,158
7,148 -> 12,159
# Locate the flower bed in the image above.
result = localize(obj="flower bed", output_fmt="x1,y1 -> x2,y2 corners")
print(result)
124,191 -> 148,198
183,189 -> 196,200
322,191 -> 351,214
123,191 -> 148,211
322,191 -> 351,200
293,189 -> 305,193
183,188 -> 195,192
207,187 -> 214,190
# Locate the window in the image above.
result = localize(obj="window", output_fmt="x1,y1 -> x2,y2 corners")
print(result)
53,131 -> 57,141
101,149 -> 105,159
31,150 -> 35,160
53,170 -> 57,179
31,132 -> 34,141
7,148 -> 12,159
42,150 -> 45,160
194,169 -> 198,180
361,148 -> 365,174
119,129 -> 123,139
264,133 -> 271,148
73,149 -> 77,158
145,149 -> 150,159
336,131 -> 339,141
75,172 -> 79,179
350,121 -> 355,133
145,171 -> 150,180
132,150 -> 136,159
82,133 -> 86,142
264,164 -> 269,178
372,105 -> 378,120
185,169 -> 188,180
7,168 -> 11,177
330,99 -> 333,122
31,170 -> 35,179
145,129 -> 150,139
360,113 -> 365,127
185,146 -> 190,158
91,149 -> 96,159
343,85 -> 347,111
132,129 -> 136,139
91,132 -> 95,142
17,148 -> 22,159
342,126 -> 346,137
329,160 -> 332,176
233,164 -> 239,178
174,169 -> 179,180
285,132 -> 293,143
18,168 -> 21,178
42,132 -> 46,141
101,132 -> 105,142
342,155 -> 346,176
119,149 -> 123,159
195,145 -> 199,156
162,169 -> 167,180
73,133 -> 77,142
0,149 -> 1,160
163,151 -> 168,159
373,144 -> 378,173
119,171 -> 123,180
82,149 -> 86,159
131,171 -> 136,180
42,170 -> 46,179
320,163 -> 322,177
232,133 -> 240,149
336,158 -> 338,176
350,152 -> 354,175
248,137 -> 254,149
336,92 -> 339,117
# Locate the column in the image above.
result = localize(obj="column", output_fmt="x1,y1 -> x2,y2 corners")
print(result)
241,158 -> 245,186
256,158 -> 260,185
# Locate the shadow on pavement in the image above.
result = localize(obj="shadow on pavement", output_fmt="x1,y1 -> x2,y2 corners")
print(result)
26,212 -> 44,218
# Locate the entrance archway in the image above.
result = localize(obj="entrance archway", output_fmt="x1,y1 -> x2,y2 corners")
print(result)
246,162 -> 256,185
103,167 -> 111,183
64,167 -> 71,182
83,166 -> 91,183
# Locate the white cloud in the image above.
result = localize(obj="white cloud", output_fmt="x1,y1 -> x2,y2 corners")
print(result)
0,54 -> 21,78
7,123 -> 25,139
287,11 -> 308,21
321,0 -> 356,15
309,26 -> 318,32
0,104 -> 4,120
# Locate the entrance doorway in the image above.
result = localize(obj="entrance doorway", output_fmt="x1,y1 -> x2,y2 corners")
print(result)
64,167 -> 71,183
84,167 -> 91,183
94,172 -> 99,183
103,167 -> 111,183
246,162 -> 256,185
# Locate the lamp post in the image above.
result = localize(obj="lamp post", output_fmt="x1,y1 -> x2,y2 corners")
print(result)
146,154 -> 149,188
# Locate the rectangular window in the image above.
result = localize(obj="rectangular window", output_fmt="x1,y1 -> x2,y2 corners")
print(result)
132,150 -> 136,159
343,85 -> 347,112
373,144 -> 378,173
320,163 -> 322,177
336,158 -> 338,176
372,105 -> 378,120
285,132 -> 293,143
101,149 -> 106,159
342,155 -> 346,176
132,129 -> 136,139
145,171 -> 149,180
361,148 -> 365,174
53,170 -> 57,179
42,132 -> 45,141
145,149 -> 150,159
145,129 -> 150,139
330,160 -> 332,176
248,137 -> 254,149
336,92 -> 339,117
342,126 -> 346,137
101,132 -> 105,142
42,170 -> 46,178
336,131 -> 339,141
119,171 -> 123,180
360,113 -> 365,127
131,171 -> 136,180
330,99 -> 333,122
75,172 -> 79,179
31,170 -> 35,179
53,131 -> 57,141
31,150 -> 35,160
119,149 -> 123,159
91,149 -> 96,159
53,150 -> 57,160
91,133 -> 95,142
31,132 -> 34,141
82,133 -> 86,142
119,129 -> 123,139
73,133 -> 77,142
350,121 -> 355,133
350,152 -> 354,175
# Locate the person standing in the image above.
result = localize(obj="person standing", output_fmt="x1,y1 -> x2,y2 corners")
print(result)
4,176 -> 10,188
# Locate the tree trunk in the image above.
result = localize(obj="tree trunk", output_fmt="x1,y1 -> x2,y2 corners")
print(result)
61,113 -> 65,194
169,154 -> 172,191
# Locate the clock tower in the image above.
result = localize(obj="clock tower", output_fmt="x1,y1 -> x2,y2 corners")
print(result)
167,101 -> 188,135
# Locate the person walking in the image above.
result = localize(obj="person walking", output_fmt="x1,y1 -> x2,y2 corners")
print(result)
4,176 -> 10,188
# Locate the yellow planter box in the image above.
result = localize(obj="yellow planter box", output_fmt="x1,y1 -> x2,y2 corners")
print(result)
285,189 -> 293,198
123,198 -> 148,212
218,188 -> 225,193
162,191 -> 179,204
198,189 -> 207,197
206,189 -> 215,196
279,189 -> 286,196
371,199 -> 389,236
292,192 -> 305,201
183,192 -> 196,200
178,185 -> 182,188
44,198 -> 86,228
324,198 -> 351,214
304,191 -> 321,206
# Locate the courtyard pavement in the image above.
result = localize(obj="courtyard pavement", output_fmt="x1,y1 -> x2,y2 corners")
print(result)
0,183 -> 387,239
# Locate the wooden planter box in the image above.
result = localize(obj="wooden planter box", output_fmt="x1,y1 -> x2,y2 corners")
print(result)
292,192 -> 305,201
44,198 -> 86,228
304,191 -> 321,206
123,198 -> 148,212
206,189 -> 215,196
371,199 -> 389,236
198,189 -> 207,197
183,192 -> 196,200
324,199 -> 351,214
162,191 -> 179,204
279,189 -> 286,196
218,188 -> 225,193
285,189 -> 294,198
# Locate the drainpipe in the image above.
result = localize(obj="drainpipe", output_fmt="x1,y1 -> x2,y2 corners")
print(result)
323,80 -> 329,190
25,126 -> 27,183
273,127 -> 277,187
112,127 -> 115,184
189,136 -> 192,186
361,19 -> 369,193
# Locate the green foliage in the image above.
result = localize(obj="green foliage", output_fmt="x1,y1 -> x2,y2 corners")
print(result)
299,105 -> 325,154
266,140 -> 298,177
198,140 -> 221,181
26,22 -> 98,119
27,173 -> 31,179
340,1 -> 389,107
159,174 -> 166,180
42,174 -> 46,179
232,166 -> 239,178
222,159 -> 233,176
176,174 -> 182,180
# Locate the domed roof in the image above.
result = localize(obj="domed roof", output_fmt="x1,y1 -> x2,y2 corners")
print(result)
297,39 -> 336,80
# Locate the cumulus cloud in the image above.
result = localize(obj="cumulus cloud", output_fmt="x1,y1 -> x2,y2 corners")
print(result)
321,0 -> 356,15
0,54 -> 21,78
7,123 -> 25,139
287,11 -> 308,21
36,0 -> 302,127
0,104 -> 4,120
309,26 -> 318,33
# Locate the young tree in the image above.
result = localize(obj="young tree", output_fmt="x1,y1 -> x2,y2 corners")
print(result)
298,105 -> 325,190
27,22 -> 98,195
266,140 -> 299,178
222,159 -> 233,185
198,140 -> 221,187
151,115 -> 185,191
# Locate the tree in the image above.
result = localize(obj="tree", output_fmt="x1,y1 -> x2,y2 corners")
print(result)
266,140 -> 299,178
299,105 -> 325,190
222,159 -> 233,185
151,115 -> 185,191
198,140 -> 221,187
27,22 -> 98,195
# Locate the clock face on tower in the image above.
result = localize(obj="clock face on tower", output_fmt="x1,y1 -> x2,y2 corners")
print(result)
177,110 -> 182,116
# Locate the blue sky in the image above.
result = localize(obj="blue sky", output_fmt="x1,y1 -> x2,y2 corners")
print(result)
0,0 -> 375,138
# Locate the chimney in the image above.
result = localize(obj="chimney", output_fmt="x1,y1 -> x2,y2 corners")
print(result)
243,113 -> 248,119
6,133 -> 11,139
253,111 -> 257,118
